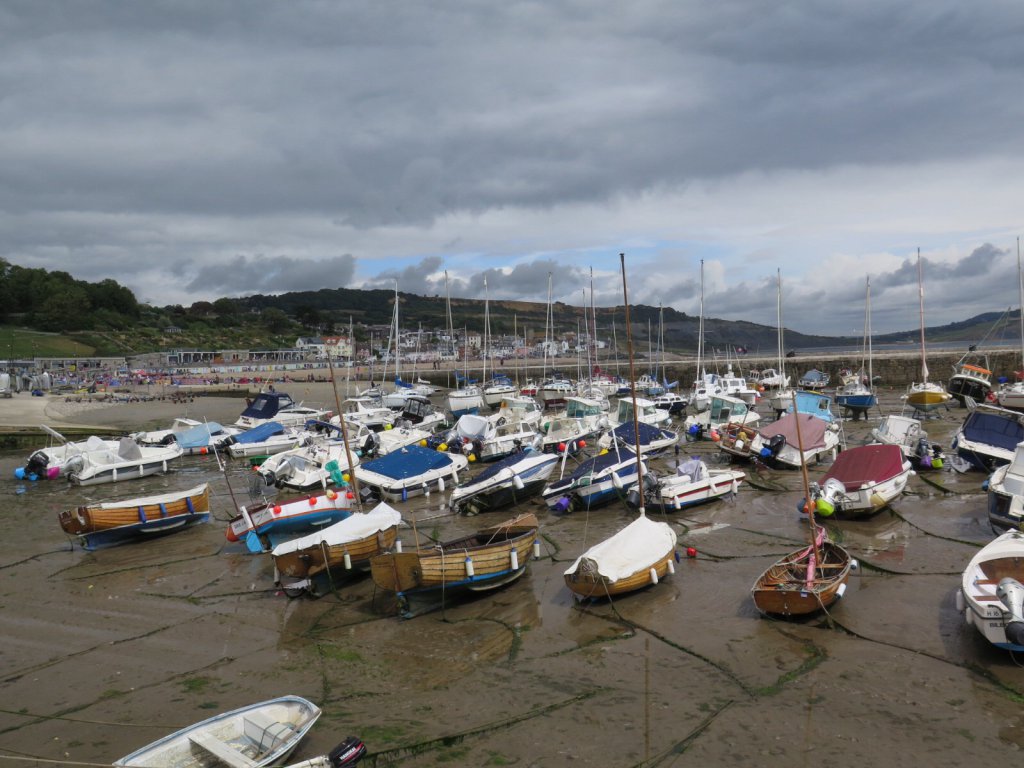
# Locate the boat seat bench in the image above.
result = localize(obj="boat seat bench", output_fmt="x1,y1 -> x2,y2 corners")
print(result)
242,710 -> 296,751
188,731 -> 258,768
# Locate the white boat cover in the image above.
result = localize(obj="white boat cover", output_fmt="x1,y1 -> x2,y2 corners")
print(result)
564,514 -> 677,582
271,503 -> 403,556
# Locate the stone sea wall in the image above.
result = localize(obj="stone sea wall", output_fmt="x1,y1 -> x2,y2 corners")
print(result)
660,349 -> 1022,389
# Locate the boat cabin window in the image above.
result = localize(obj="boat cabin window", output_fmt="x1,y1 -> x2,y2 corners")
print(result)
710,397 -> 747,420
567,400 -> 601,418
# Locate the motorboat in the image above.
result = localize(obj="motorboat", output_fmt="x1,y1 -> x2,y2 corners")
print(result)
113,695 -> 322,768
959,529 -> 1024,652
951,404 -> 1024,472
651,457 -> 744,511
809,444 -> 913,519
869,413 -> 945,471
19,427 -> 121,480
541,447 -> 645,513
600,420 -> 679,458
985,440 -> 1024,534
683,393 -> 760,440
233,391 -> 331,430
66,437 -> 184,487
448,451 -> 559,515
355,445 -> 469,502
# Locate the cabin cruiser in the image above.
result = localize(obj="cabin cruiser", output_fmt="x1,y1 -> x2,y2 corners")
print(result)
233,391 -> 331,430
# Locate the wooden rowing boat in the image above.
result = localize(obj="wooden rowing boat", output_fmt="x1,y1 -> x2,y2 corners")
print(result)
271,504 -> 404,597
750,530 -> 853,617
369,512 -> 538,617
564,513 -> 678,599
749,337 -> 855,618
57,483 -> 211,550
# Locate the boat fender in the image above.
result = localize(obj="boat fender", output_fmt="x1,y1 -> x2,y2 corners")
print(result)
438,476 -> 446,492
510,549 -> 519,570
343,551 -> 352,570
401,486 -> 408,502
512,474 -> 525,490
649,567 -> 659,585
836,582 -> 847,598
666,558 -> 675,575
465,556 -> 475,578
955,589 -> 965,613
553,496 -> 572,513
13,467 -> 24,480
533,539 -> 541,559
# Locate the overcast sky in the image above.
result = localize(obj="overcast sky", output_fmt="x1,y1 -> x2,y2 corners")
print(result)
2,1 -> 1023,336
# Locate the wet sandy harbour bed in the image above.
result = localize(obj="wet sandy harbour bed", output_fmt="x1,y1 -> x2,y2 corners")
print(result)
2,390 -> 1024,767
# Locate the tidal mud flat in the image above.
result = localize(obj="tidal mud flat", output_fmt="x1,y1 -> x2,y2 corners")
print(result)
1,387 -> 1023,766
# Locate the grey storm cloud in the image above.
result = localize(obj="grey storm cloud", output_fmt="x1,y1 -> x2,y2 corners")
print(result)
2,2 -> 1023,332
361,257 -> 447,293
5,3 -> 1024,227
185,254 -> 356,296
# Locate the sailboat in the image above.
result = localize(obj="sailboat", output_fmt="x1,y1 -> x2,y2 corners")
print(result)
835,276 -> 878,419
481,277 -> 517,408
689,260 -> 719,413
563,254 -> 678,600
538,273 -> 574,408
904,249 -> 952,413
443,271 -> 485,417
751,333 -> 855,617
998,238 -> 1024,411
766,269 -> 795,417
381,282 -> 417,410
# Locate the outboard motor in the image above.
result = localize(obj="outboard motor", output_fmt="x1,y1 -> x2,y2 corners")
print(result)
18,452 -> 50,480
764,433 -> 786,458
328,736 -> 367,766
996,578 -> 1024,647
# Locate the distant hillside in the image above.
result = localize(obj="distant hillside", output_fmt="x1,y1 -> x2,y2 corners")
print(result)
872,309 -> 1018,346
235,286 -> 846,353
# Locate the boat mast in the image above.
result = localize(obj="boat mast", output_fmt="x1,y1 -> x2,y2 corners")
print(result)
483,276 -> 490,385
697,260 -> 705,385
658,303 -> 666,387
917,248 -> 929,385
543,272 -> 553,382
326,348 -> 363,512
866,277 -> 873,392
776,269 -> 785,382
590,267 -> 598,378
1018,236 -> 1023,372
444,271 -> 454,389
619,252 -> 646,518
